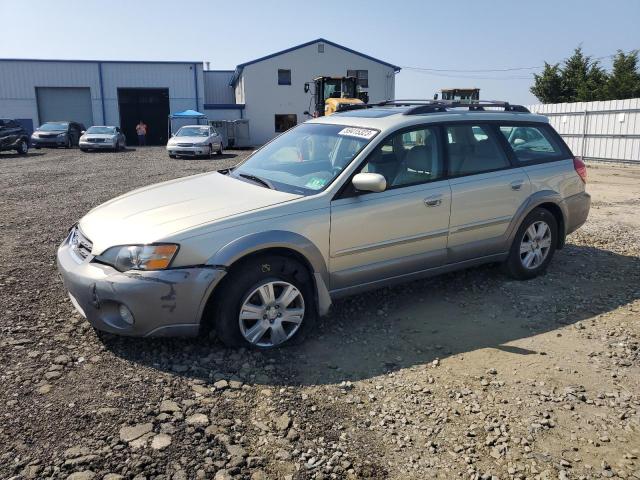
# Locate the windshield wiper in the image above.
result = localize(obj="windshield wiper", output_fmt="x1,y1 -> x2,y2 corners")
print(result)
238,173 -> 275,190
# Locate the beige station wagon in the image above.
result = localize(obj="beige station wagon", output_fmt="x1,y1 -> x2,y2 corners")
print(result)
57,100 -> 591,349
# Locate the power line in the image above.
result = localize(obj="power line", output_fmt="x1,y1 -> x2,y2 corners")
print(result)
400,53 -> 622,75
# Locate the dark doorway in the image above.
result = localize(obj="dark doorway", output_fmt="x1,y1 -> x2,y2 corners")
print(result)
117,88 -> 170,146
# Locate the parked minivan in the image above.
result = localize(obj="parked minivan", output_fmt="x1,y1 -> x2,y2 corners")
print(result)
57,100 -> 590,349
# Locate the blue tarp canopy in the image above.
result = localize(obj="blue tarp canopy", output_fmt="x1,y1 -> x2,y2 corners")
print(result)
169,109 -> 206,119
168,110 -> 207,137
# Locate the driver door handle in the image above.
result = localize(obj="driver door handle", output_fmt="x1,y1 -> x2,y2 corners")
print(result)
424,194 -> 442,207
510,180 -> 524,191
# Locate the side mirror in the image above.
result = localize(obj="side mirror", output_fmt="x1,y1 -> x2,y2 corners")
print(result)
513,138 -> 525,146
81,130 -> 85,134
304,83 -> 310,93
352,172 -> 386,193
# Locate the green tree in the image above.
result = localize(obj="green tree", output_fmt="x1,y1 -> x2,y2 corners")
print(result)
561,47 -> 608,102
606,50 -> 640,99
531,47 -> 617,103
530,63 -> 564,103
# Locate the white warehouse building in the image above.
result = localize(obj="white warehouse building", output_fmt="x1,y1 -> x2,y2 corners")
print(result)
0,38 -> 399,146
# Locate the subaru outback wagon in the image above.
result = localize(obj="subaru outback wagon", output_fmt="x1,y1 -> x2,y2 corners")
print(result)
57,100 -> 590,349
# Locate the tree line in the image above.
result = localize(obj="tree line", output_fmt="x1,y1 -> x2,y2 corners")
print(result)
531,48 -> 640,104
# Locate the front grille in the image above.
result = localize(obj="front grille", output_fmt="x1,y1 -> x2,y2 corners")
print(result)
70,228 -> 93,261
39,133 -> 60,138
87,138 -> 106,143
177,143 -> 194,147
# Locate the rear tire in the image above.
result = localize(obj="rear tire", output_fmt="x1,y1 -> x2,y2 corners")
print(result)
504,207 -> 558,280
213,255 -> 316,349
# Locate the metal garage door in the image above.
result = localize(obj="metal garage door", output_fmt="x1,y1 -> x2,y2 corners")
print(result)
36,87 -> 93,128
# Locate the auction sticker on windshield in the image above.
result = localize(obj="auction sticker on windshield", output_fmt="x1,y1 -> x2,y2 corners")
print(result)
338,127 -> 377,140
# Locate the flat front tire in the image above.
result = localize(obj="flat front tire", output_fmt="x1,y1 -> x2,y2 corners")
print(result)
213,255 -> 316,349
504,207 -> 558,280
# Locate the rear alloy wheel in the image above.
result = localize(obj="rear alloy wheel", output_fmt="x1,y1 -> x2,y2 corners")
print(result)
17,140 -> 29,155
504,207 -> 558,280
213,255 -> 316,349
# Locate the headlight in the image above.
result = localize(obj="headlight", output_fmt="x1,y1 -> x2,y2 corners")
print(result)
32,133 -> 39,138
95,244 -> 179,272
57,132 -> 66,137
195,141 -> 209,146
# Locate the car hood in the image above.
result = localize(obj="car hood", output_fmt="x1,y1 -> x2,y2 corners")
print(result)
167,136 -> 209,144
79,172 -> 301,254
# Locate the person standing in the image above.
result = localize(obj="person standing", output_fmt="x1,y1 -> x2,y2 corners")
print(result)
136,121 -> 147,146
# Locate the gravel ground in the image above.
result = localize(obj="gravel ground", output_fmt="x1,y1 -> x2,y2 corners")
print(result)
0,147 -> 639,480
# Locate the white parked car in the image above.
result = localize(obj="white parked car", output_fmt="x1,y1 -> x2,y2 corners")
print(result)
166,125 -> 223,158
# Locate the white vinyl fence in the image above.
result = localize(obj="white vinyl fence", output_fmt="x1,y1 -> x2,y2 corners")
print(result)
526,98 -> 640,163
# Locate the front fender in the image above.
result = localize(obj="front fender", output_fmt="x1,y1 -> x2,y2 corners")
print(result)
207,230 -> 332,315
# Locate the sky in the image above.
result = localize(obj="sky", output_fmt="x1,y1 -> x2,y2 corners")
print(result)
1,0 -> 639,105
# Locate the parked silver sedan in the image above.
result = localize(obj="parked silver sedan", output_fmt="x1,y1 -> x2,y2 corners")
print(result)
79,126 -> 126,152
166,125 -> 223,158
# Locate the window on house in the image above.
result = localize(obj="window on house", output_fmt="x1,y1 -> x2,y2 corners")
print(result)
347,69 -> 369,88
278,69 -> 291,85
318,43 -> 324,53
275,114 -> 297,133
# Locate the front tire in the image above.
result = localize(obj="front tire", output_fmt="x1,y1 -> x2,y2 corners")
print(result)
65,137 -> 72,149
504,207 -> 558,280
217,143 -> 223,155
213,255 -> 316,349
169,154 -> 176,159
17,140 -> 29,155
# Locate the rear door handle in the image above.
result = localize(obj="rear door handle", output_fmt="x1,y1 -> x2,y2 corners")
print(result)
510,180 -> 524,191
424,194 -> 442,207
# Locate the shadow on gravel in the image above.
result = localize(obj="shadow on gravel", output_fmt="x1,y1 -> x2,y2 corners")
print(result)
171,153 -> 238,161
0,152 -> 47,159
100,243 -> 640,386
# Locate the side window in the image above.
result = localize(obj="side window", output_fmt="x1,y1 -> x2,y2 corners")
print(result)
446,124 -> 510,176
275,114 -> 297,133
499,125 -> 564,163
360,126 -> 443,188
278,69 -> 291,86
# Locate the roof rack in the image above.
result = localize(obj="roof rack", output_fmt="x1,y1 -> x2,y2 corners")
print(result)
338,99 -> 530,115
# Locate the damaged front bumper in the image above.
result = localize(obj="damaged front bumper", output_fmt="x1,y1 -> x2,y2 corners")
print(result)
56,232 -> 226,337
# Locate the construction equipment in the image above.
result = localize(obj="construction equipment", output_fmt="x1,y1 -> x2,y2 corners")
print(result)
304,76 -> 369,117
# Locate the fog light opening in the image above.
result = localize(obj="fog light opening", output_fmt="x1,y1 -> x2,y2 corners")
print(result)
118,304 -> 135,326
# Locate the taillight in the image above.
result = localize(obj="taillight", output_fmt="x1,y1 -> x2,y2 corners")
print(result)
573,156 -> 587,183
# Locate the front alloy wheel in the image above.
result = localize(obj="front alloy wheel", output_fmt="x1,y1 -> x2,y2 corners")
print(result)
238,280 -> 305,348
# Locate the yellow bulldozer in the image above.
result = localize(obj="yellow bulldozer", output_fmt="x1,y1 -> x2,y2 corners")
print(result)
304,76 -> 369,117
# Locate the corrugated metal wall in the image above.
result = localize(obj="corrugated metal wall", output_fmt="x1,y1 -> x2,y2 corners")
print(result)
527,98 -> 640,163
203,71 -> 235,104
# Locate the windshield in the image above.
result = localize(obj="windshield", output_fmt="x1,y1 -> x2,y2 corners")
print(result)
39,122 -> 68,131
231,123 -> 377,194
86,126 -> 115,134
176,127 -> 209,137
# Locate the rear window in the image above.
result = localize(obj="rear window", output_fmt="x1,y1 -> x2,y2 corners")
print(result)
499,125 -> 565,163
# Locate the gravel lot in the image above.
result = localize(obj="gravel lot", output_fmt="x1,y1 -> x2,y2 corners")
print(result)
1,147 -> 639,480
